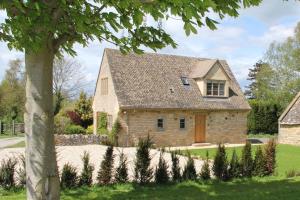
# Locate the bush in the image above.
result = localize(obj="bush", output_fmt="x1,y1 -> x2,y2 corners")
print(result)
115,151 -> 128,183
253,146 -> 266,177
240,141 -> 253,178
66,110 -> 82,126
75,92 -> 93,128
134,136 -> 153,184
60,163 -> 78,189
247,100 -> 282,134
54,114 -> 72,134
79,151 -> 94,187
264,139 -> 276,175
64,124 -> 86,135
171,150 -> 181,182
86,125 -> 94,134
212,144 -> 228,181
228,149 -> 240,179
155,150 -> 169,184
17,155 -> 26,187
97,146 -> 114,185
286,169 -> 300,178
0,158 -> 17,189
200,151 -> 210,180
109,119 -> 121,146
182,152 -> 197,181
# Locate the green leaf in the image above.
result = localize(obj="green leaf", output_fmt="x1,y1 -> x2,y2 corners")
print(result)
205,17 -> 218,30
133,10 -> 144,26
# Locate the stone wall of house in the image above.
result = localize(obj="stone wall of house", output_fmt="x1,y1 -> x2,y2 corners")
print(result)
278,124 -> 300,145
206,111 -> 248,144
54,134 -> 108,146
117,110 -> 247,147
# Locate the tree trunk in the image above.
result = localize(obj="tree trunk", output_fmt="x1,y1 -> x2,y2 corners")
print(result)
25,46 -> 60,200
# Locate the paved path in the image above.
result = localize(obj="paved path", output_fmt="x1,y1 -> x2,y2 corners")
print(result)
0,137 -> 24,149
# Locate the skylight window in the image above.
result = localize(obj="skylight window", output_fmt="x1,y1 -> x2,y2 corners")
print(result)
181,76 -> 190,86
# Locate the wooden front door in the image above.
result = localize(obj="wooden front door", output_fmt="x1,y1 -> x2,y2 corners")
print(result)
195,114 -> 206,143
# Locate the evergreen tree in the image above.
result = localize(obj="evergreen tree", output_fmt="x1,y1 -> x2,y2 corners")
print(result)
79,151 -> 94,186
212,144 -> 228,181
253,146 -> 266,177
240,141 -> 253,178
115,151 -> 129,183
228,149 -> 240,179
134,136 -> 153,184
182,152 -> 197,180
264,139 -> 277,176
60,163 -> 78,189
155,151 -> 169,184
171,150 -> 181,182
74,91 -> 93,128
97,146 -> 114,185
200,151 -> 211,180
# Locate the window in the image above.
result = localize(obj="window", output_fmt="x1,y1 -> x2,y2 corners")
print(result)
157,118 -> 164,130
179,118 -> 185,129
206,80 -> 225,97
181,76 -> 190,86
101,77 -> 108,95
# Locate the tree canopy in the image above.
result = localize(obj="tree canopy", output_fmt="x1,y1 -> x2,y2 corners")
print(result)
0,0 -> 261,55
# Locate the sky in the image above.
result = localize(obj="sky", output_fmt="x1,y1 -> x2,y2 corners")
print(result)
0,0 -> 300,94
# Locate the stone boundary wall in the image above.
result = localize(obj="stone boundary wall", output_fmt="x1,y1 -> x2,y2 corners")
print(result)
54,134 -> 108,146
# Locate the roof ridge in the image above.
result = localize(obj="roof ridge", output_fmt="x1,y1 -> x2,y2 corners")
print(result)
104,48 -> 216,61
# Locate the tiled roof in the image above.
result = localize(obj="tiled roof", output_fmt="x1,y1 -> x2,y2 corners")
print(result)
280,92 -> 300,125
105,48 -> 250,110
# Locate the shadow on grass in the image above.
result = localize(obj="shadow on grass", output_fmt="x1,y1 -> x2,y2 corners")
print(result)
62,178 -> 300,200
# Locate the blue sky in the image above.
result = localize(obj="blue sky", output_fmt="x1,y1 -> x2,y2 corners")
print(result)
1,0 -> 300,93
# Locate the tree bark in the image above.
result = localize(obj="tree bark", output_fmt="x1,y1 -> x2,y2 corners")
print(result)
25,46 -> 60,200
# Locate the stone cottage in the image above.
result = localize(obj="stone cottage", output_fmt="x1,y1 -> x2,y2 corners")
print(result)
278,92 -> 300,145
92,48 -> 251,147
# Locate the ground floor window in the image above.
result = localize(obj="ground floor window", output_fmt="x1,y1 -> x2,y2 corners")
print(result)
180,118 -> 185,129
157,118 -> 164,130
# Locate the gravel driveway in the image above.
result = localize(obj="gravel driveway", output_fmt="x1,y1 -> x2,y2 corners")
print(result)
0,145 -> 205,182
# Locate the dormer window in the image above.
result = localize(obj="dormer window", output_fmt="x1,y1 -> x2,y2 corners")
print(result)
207,80 -> 225,96
181,76 -> 190,86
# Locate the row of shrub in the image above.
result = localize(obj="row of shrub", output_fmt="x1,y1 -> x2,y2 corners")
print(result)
0,137 -> 277,190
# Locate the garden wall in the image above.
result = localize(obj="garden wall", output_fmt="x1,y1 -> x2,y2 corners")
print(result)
54,134 -> 107,146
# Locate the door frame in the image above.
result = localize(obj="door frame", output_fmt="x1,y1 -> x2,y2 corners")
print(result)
194,114 -> 206,143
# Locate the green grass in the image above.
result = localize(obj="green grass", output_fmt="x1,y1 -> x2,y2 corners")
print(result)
2,177 -> 300,200
184,144 -> 300,177
247,133 -> 277,139
6,141 -> 25,148
0,133 -> 24,139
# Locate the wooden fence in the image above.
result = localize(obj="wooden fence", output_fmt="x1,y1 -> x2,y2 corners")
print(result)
0,121 -> 25,135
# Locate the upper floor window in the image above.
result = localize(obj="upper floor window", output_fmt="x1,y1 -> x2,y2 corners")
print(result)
157,118 -> 164,130
179,118 -> 185,129
101,77 -> 108,95
207,80 -> 225,96
181,76 -> 190,86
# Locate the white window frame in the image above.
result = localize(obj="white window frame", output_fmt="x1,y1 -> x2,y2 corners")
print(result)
206,80 -> 225,97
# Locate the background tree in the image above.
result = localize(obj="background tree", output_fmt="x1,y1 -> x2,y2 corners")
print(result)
74,92 -> 93,128
0,0 -> 262,199
53,58 -> 87,115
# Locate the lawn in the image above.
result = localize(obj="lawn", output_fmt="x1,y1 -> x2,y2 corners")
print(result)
1,177 -> 300,200
247,133 -> 277,139
0,133 -> 24,139
6,141 -> 25,148
185,144 -> 300,177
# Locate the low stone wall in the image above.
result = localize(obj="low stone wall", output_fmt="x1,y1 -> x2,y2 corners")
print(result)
278,124 -> 300,145
54,134 -> 108,146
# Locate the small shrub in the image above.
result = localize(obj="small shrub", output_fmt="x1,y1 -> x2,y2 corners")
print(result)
66,110 -> 82,126
182,152 -> 197,181
115,151 -> 128,183
0,158 -> 17,189
134,136 -> 153,184
79,151 -> 94,187
17,155 -> 26,187
60,163 -> 78,189
155,150 -> 169,184
86,125 -> 94,134
264,139 -> 276,175
253,146 -> 266,177
64,124 -> 86,135
240,141 -> 253,178
97,146 -> 114,185
200,151 -> 210,180
171,150 -> 181,182
54,114 -> 72,134
212,144 -> 228,181
109,119 -> 121,146
228,149 -> 240,179
286,169 -> 300,178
